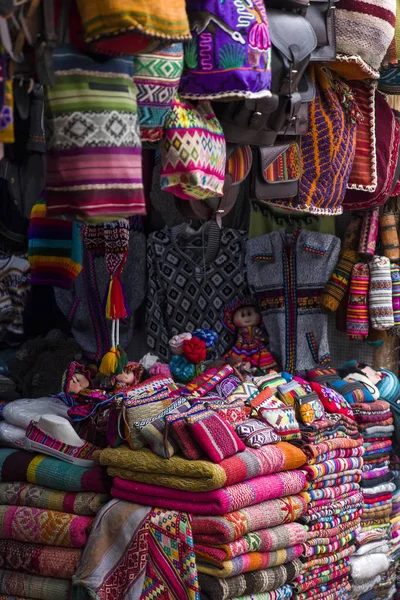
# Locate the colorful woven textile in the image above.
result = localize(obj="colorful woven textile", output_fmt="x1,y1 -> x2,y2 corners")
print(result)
196,544 -> 303,578
391,263 -> 400,335
198,560 -> 302,600
180,0 -> 271,100
25,421 -> 98,464
195,522 -> 306,564
135,43 -> 184,143
96,442 -> 306,492
45,49 -> 145,221
140,508 -> 199,600
0,570 -> 70,600
192,495 -> 307,545
185,409 -> 245,463
160,97 -> 226,200
346,262 -> 370,339
0,505 -> 92,548
76,0 -> 190,43
0,449 -> 111,493
0,539 -> 81,579
320,249 -> 359,312
0,482 -> 108,516
111,470 -> 307,515
380,212 -> 400,262
28,199 -> 82,290
235,586 -> 293,600
369,255 -> 394,330
301,457 -> 364,481
74,498 -> 200,600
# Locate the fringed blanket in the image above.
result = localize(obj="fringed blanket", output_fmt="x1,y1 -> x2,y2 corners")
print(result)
0,506 -> 93,548
195,522 -> 306,565
0,482 -> 109,516
196,543 -> 304,578
0,570 -> 71,600
73,499 -> 200,600
0,449 -> 110,493
198,559 -> 302,600
96,442 -> 306,492
112,470 -> 307,515
0,539 -> 81,578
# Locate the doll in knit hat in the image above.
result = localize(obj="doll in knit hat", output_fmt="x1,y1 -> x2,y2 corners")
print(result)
112,361 -> 144,392
60,361 -> 94,406
222,298 -> 279,372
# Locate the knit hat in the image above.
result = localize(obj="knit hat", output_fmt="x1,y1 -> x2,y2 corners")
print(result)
320,249 -> 359,312
61,362 -> 92,399
377,369 -> 400,403
369,256 -> 394,331
28,198 -> 82,290
333,0 -> 396,80
160,97 -> 226,200
222,297 -> 258,334
346,263 -> 370,340
180,0 -> 271,100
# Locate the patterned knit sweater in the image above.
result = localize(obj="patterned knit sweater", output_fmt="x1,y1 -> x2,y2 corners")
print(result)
0,256 -> 30,346
146,225 -> 249,360
246,228 -> 341,373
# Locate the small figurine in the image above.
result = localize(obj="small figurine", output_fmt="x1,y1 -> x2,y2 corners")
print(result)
222,298 -> 278,372
112,361 -> 144,391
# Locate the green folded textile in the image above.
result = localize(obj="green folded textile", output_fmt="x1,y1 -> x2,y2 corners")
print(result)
0,570 -> 70,600
0,449 -> 110,493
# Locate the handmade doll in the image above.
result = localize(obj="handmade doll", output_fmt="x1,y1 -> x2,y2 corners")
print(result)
112,361 -> 144,392
223,298 -> 279,372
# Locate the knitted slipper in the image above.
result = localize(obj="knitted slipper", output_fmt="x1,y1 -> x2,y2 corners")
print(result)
25,415 -> 97,466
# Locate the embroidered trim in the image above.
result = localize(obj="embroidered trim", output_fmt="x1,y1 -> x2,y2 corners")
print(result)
319,353 -> 331,366
251,253 -> 275,263
26,421 -> 97,460
283,228 -> 300,374
304,244 -> 327,256
306,331 -> 319,364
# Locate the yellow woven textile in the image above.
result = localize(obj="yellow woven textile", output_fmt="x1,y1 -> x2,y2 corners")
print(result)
77,0 -> 191,42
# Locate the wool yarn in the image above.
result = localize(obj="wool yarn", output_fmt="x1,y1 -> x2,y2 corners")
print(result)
369,256 -> 394,330
379,212 -> 400,263
390,263 -> 400,335
321,249 -> 359,312
346,263 -> 370,340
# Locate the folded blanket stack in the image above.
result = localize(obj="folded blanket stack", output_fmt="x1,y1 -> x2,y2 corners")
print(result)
351,401 -> 395,599
0,448 -> 111,600
294,416 -> 365,600
96,441 -> 308,599
390,453 -> 400,600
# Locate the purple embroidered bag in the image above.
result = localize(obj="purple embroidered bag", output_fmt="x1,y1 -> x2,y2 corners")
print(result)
180,0 -> 271,100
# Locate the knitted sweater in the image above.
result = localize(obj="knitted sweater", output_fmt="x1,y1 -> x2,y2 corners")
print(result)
0,256 -> 30,346
146,224 -> 248,360
246,229 -> 340,373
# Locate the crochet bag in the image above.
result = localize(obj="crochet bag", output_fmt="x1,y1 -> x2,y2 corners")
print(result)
179,0 -> 271,100
76,0 -> 191,50
333,0 -> 396,80
45,46 -> 145,221
160,97 -> 226,200
343,91 -> 400,210
134,43 -> 184,144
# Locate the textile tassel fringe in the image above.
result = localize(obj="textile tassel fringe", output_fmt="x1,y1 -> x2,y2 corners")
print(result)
99,345 -> 128,376
106,277 -> 130,320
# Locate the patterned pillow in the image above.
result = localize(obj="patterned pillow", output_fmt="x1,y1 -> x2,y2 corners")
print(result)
227,382 -> 259,404
185,409 -> 245,463
206,400 -> 248,427
297,393 -> 325,425
248,388 -> 277,413
236,419 -> 280,449
278,380 -> 308,407
258,398 -> 301,441
166,411 -> 203,460
253,372 -> 288,393
310,382 -> 354,419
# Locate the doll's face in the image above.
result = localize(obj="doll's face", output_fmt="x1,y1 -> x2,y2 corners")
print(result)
233,305 -> 261,328
68,373 -> 89,394
115,369 -> 135,385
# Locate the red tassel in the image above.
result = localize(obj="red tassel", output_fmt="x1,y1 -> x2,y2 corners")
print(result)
107,277 -> 129,320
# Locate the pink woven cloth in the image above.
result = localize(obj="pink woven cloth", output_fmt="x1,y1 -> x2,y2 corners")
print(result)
112,470 -> 307,515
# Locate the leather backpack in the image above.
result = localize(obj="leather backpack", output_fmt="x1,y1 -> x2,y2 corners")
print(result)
214,9 -> 317,146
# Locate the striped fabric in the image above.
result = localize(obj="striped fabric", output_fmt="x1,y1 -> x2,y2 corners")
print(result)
45,47 -> 145,222
28,199 -> 82,289
76,0 -> 190,43
369,256 -> 394,330
390,263 -> 400,335
346,81 -> 377,192
346,263 -> 370,339
25,421 -> 97,463
320,249 -> 359,312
